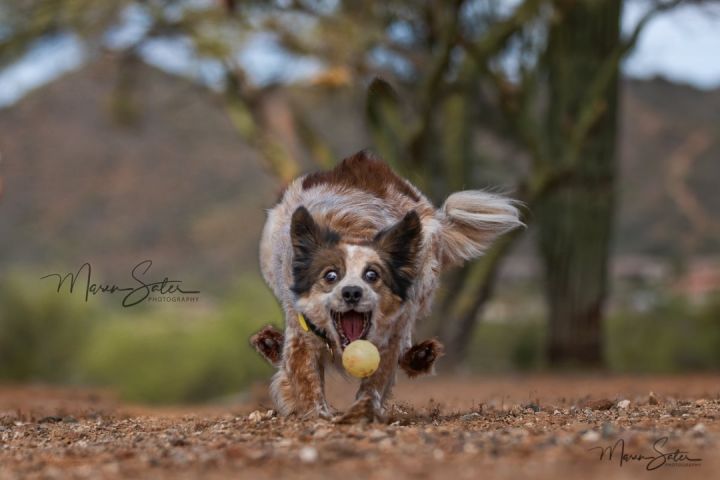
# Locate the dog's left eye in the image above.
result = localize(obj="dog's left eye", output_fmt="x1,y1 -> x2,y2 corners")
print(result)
363,269 -> 379,283
324,270 -> 339,283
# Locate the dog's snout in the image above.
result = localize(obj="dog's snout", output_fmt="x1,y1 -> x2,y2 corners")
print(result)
341,285 -> 363,304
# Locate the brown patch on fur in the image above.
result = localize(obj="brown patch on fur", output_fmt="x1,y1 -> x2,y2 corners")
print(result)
399,339 -> 445,378
250,325 -> 284,367
273,333 -> 332,418
302,150 -> 420,202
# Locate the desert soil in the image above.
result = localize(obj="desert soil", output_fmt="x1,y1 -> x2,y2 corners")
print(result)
1,374 -> 718,479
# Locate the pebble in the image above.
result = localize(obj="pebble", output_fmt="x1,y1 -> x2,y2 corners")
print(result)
378,438 -> 394,450
248,411 -> 263,423
463,442 -> 479,454
691,423 -> 706,436
648,392 -> 659,405
313,427 -> 333,439
299,446 -> 318,463
586,399 -> 614,411
581,430 -> 600,443
617,400 -> 631,410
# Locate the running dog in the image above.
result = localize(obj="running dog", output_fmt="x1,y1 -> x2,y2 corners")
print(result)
251,150 -> 521,422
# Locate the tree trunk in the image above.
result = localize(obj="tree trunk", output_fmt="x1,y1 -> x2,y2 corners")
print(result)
538,0 -> 621,366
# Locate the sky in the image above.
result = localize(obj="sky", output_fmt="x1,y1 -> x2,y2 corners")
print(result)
1,1 -> 720,108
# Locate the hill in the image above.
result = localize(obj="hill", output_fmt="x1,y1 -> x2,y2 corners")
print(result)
1,60 -> 718,290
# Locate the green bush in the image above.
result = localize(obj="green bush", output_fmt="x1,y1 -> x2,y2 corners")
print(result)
466,295 -> 720,373
466,320 -> 546,372
78,277 -> 281,403
0,274 -> 96,382
606,296 -> 720,372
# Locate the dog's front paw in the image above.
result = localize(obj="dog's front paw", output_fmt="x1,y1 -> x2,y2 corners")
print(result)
335,396 -> 385,424
399,339 -> 445,378
250,325 -> 284,367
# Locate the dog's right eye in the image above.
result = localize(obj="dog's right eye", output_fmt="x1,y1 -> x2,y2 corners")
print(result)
324,270 -> 339,283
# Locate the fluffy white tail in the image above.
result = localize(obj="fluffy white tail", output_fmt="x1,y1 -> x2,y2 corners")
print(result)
436,190 -> 523,266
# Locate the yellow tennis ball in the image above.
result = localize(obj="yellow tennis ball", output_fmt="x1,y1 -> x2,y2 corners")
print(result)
342,340 -> 380,378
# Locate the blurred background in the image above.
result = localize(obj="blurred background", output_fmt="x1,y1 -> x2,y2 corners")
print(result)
1,0 -> 719,404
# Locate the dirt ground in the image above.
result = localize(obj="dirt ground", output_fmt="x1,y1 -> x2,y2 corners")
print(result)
1,373 -> 718,479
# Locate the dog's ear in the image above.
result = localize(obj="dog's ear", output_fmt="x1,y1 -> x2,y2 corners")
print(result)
291,206 -> 321,256
373,210 -> 423,300
290,206 -> 340,294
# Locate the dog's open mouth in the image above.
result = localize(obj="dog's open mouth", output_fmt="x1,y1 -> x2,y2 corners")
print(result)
331,310 -> 371,349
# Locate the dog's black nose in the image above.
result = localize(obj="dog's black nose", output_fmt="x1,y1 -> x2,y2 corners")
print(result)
341,286 -> 363,304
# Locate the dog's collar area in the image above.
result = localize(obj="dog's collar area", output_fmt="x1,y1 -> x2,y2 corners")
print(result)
298,313 -> 334,357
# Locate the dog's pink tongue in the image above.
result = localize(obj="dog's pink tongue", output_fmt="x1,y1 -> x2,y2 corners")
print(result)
341,311 -> 364,341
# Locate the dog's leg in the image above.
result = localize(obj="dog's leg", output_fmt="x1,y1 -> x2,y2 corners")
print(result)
337,335 -> 403,424
249,325 -> 285,367
399,338 -> 445,378
271,330 -> 332,419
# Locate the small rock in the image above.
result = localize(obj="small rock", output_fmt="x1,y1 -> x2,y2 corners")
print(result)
463,442 -> 479,454
648,392 -> 659,405
432,448 -> 445,461
299,446 -> 318,463
369,429 -> 388,441
265,409 -> 275,418
586,399 -> 614,411
617,400 -> 631,410
691,423 -> 706,436
553,409 -> 562,416
581,430 -> 601,443
461,412 -> 481,421
378,438 -> 394,450
248,411 -> 263,423
313,427 -> 332,439
38,416 -> 63,424
169,437 -> 188,447
695,399 -> 707,406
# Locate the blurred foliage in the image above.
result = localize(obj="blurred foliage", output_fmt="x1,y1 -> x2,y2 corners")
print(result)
0,274 -> 281,404
80,277 -> 280,404
606,296 -> 720,372
467,295 -> 720,373
2,271 -> 719,403
0,274 -> 96,382
467,320 -> 546,372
